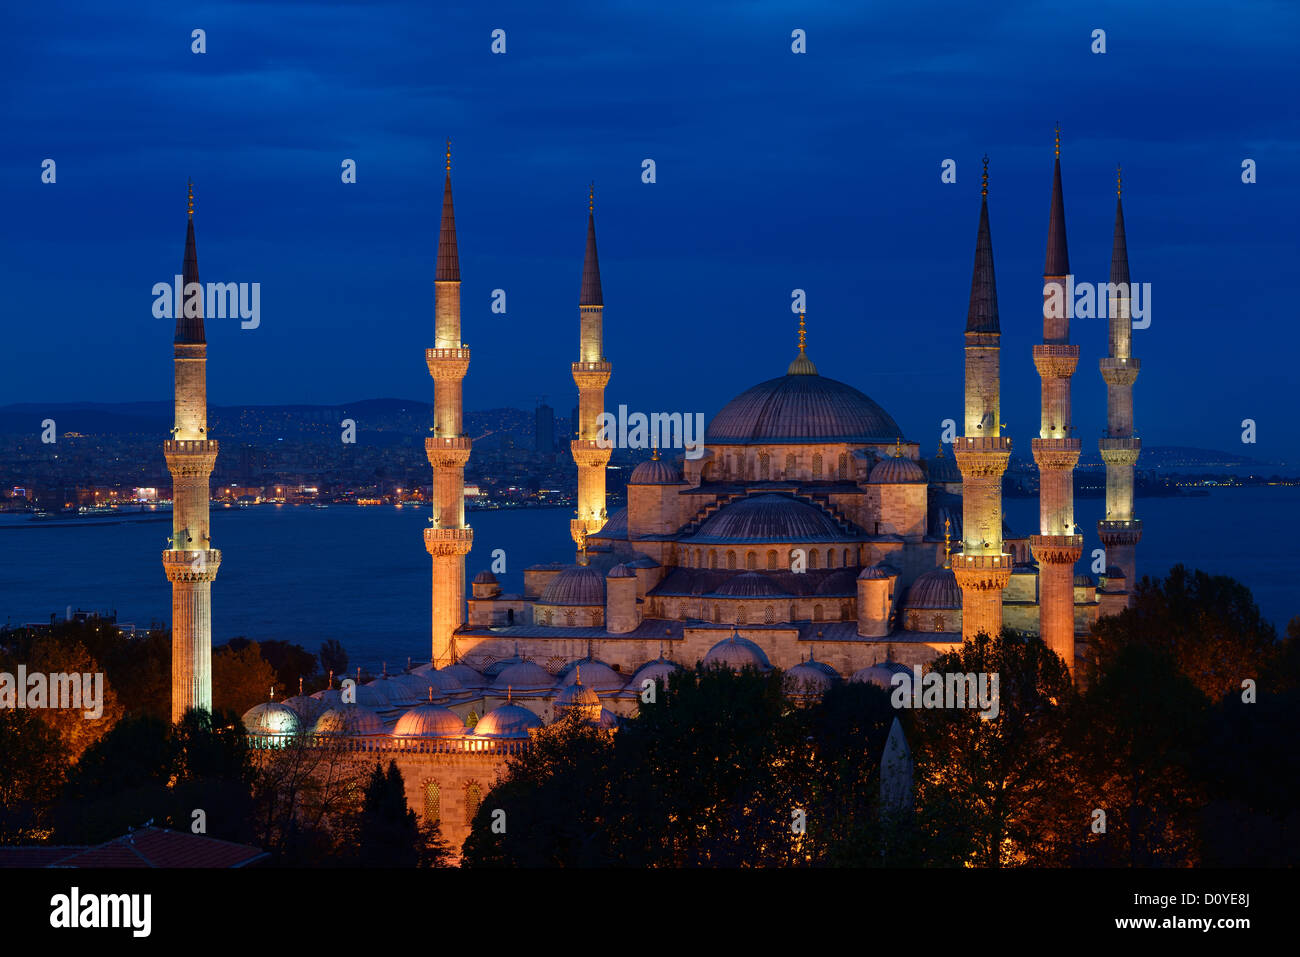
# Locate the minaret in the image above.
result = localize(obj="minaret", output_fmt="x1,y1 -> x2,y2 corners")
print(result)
1030,128 -> 1083,672
1097,165 -> 1142,603
163,180 -> 221,723
570,183 -> 612,557
425,140 -> 474,665
953,157 -> 1013,641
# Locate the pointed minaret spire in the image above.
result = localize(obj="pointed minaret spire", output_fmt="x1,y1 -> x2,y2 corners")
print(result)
1111,167 -> 1129,288
965,157 -> 999,334
1045,126 -> 1069,277
580,183 -> 602,306
177,180 -> 204,344
435,140 -> 460,283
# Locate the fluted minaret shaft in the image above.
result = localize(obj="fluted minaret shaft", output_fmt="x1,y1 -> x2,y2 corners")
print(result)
164,182 -> 220,723
425,155 -> 473,665
953,165 -> 1012,641
1030,144 -> 1082,672
1098,185 -> 1142,603
570,196 -> 611,554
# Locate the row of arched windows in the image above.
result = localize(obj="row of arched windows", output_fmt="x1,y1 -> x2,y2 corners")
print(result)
686,546 -> 860,571
708,451 -> 852,482
423,780 -> 484,827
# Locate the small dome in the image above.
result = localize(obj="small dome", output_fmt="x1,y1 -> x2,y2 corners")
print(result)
1074,573 -> 1095,587
474,702 -> 543,738
1104,565 -> 1127,580
606,563 -> 635,579
312,704 -> 385,737
393,703 -> 465,738
242,701 -> 301,736
369,676 -> 420,707
554,680 -> 601,722
491,660 -> 553,692
281,694 -> 328,723
473,570 -> 498,584
851,661 -> 910,689
482,655 -> 523,678
629,456 -> 682,485
702,631 -> 771,671
538,565 -> 607,606
857,563 -> 899,581
783,660 -> 836,699
712,571 -> 786,597
558,660 -> 624,693
594,708 -> 621,729
868,455 -> 926,485
905,567 -> 961,611
627,657 -> 680,691
310,687 -> 344,708
925,450 -> 962,484
353,682 -> 391,708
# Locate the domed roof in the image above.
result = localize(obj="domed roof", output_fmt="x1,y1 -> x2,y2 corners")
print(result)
706,373 -> 901,445
629,455 -> 682,485
607,563 -> 635,579
474,702 -> 543,738
594,708 -> 621,729
926,449 -> 962,484
369,675 -> 420,707
850,660 -> 910,689
393,702 -> 465,738
904,567 -> 961,611
429,666 -> 470,693
538,565 -> 607,606
702,631 -> 771,671
627,657 -> 680,691
281,694 -> 328,723
689,494 -> 853,543
554,679 -> 601,721
712,571 -> 786,597
858,563 -> 899,581
558,660 -> 624,693
312,704 -> 385,737
868,455 -> 926,484
310,687 -> 344,708
242,700 -> 301,736
783,660 -> 837,698
1104,565 -> 1127,580
473,570 -> 498,584
491,660 -> 553,692
353,682 -> 391,708
1074,573 -> 1095,587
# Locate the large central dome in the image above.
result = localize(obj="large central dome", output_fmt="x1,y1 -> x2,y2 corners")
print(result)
706,372 -> 902,445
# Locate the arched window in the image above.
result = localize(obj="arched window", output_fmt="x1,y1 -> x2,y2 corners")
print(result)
789,603 -> 797,621
934,615 -> 946,633
808,550 -> 818,570
843,548 -> 851,567
590,609 -> 601,626
766,550 -> 778,570
759,453 -> 770,479
746,551 -> 756,570
424,781 -> 441,824
737,606 -> 748,625
713,604 -> 721,623
813,603 -> 824,622
465,782 -> 483,825
710,550 -> 718,569
785,453 -> 797,477
566,610 -> 575,626
466,710 -> 479,729
727,551 -> 736,570
812,453 -> 823,478
838,453 -> 848,479
506,608 -> 515,625
828,549 -> 837,569
765,605 -> 775,624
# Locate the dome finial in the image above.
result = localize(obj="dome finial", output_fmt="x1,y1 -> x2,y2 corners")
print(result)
428,687 -> 434,703
575,664 -> 583,686
943,517 -> 952,568
269,685 -> 274,702
298,676 -> 304,695
187,178 -> 194,218
651,446 -> 660,461
981,154 -> 989,197
935,442 -> 945,458
894,437 -> 903,458
507,684 -> 512,703
798,312 -> 807,353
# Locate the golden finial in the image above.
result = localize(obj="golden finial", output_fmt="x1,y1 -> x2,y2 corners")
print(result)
935,443 -> 944,458
428,687 -> 434,703
589,181 -> 594,213
943,517 -> 952,567
576,664 -> 582,685
507,685 -> 512,703
1054,124 -> 1060,158
651,447 -> 660,461
576,526 -> 589,565
894,438 -> 902,458
1116,163 -> 1122,198
187,179 -> 194,218
269,685 -> 275,701
298,676 -> 304,695
445,137 -> 451,173
797,312 -> 807,353
981,154 -> 989,197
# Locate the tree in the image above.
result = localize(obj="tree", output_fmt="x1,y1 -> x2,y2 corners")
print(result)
213,642 -> 278,718
351,760 -> 421,867
0,709 -> 69,843
23,635 -> 123,764
319,639 -> 348,680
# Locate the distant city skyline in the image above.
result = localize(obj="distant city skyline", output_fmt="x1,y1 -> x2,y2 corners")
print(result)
2,0 -> 1297,463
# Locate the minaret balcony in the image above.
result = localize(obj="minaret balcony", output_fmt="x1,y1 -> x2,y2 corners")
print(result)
952,553 -> 1013,591
164,439 -> 219,475
161,548 -> 222,582
1098,520 -> 1143,547
1029,534 -> 1083,565
571,361 -> 612,390
426,348 -> 471,379
1099,357 -> 1140,386
571,439 -> 613,468
425,435 -> 473,468
424,526 -> 474,557
1030,437 -> 1081,470
1032,344 -> 1080,378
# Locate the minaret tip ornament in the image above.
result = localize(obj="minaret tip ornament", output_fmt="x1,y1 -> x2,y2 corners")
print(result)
589,181 -> 594,213
187,179 -> 194,218
981,155 -> 989,197
1054,124 -> 1061,158
445,137 -> 451,173
1117,163 -> 1122,198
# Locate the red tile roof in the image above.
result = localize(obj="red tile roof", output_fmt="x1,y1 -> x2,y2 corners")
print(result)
0,827 -> 267,868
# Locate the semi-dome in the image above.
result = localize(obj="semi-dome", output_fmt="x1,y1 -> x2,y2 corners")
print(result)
712,571 -> 787,597
629,455 -> 682,485
706,372 -> 902,445
474,702 -> 543,738
688,494 -> 854,544
904,567 -> 961,611
538,565 -> 607,606
557,660 -> 624,693
702,631 -> 772,671
491,660 -> 553,692
857,563 -> 899,581
1074,573 -> 1095,587
393,702 -> 465,738
242,700 -> 301,737
607,563 -> 635,579
594,708 -> 621,729
312,704 -> 385,737
868,455 -> 926,484
925,450 -> 963,484
473,570 -> 498,584
851,660 -> 910,689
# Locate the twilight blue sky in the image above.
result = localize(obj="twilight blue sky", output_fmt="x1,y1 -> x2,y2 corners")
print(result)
1,0 -> 1297,459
